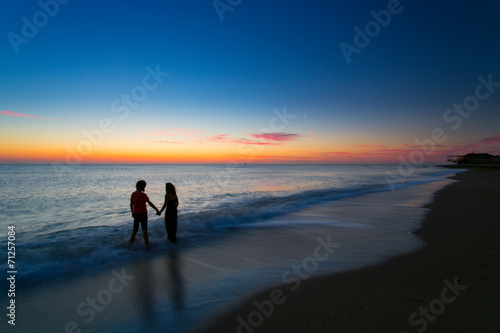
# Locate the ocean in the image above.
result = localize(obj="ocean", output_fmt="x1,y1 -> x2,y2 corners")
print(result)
0,164 -> 462,332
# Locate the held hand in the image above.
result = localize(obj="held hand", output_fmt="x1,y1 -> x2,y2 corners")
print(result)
156,210 -> 161,216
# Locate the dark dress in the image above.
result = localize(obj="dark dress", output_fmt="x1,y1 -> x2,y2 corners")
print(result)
165,195 -> 178,243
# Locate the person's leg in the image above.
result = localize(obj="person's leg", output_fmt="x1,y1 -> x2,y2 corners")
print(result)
167,222 -> 175,242
130,214 -> 139,242
141,215 -> 149,248
166,214 -> 174,242
172,211 -> 178,242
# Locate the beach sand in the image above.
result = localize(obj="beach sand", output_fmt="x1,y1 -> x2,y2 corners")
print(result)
207,168 -> 500,333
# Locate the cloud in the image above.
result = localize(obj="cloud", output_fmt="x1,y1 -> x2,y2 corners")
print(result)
144,129 -> 302,147
205,134 -> 274,145
206,132 -> 301,146
250,133 -> 301,141
0,110 -> 59,120
436,134 -> 500,156
205,134 -> 230,142
479,134 -> 500,145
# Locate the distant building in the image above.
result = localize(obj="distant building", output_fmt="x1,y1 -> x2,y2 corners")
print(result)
447,152 -> 500,165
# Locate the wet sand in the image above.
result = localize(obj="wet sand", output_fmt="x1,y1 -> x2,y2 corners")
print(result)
206,168 -> 500,332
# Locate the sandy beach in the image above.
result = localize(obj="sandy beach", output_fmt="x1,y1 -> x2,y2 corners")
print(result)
207,168 -> 500,333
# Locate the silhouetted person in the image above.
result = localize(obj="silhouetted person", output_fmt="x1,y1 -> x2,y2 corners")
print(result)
159,182 -> 179,243
130,180 -> 159,248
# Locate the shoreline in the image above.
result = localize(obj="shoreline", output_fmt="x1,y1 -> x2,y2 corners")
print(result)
206,168 -> 500,332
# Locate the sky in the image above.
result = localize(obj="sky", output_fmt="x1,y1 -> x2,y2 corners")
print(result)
1,0 -> 500,164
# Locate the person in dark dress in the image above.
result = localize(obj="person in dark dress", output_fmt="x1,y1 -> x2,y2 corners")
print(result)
158,182 -> 179,243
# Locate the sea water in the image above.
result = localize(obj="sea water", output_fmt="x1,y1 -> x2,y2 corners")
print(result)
0,164 -> 457,291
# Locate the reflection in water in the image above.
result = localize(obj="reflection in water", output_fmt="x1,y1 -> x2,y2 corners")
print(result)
168,248 -> 185,311
131,247 -> 186,331
136,259 -> 158,329
164,247 -> 186,332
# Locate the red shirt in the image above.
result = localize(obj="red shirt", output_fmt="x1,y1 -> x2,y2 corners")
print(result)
131,191 -> 149,213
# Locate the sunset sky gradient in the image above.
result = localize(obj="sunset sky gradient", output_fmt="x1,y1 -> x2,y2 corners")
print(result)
1,0 -> 500,164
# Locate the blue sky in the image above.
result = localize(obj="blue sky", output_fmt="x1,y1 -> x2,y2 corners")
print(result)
1,0 -> 500,163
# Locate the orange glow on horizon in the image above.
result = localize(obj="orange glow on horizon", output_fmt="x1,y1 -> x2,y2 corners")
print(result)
1,133 -> 455,164
0,147 -> 426,164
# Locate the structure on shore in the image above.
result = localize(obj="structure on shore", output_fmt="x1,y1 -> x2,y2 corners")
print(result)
447,152 -> 500,165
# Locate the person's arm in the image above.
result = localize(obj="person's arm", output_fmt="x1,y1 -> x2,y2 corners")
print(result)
175,195 -> 179,208
158,194 -> 168,215
147,199 -> 159,215
130,198 -> 134,217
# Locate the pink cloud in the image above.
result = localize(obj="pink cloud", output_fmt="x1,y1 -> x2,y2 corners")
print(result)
250,133 -> 300,141
206,135 -> 274,146
0,110 -> 59,120
479,134 -> 500,145
436,134 -> 500,156
143,130 -> 301,146
234,139 -> 273,146
206,134 -> 230,142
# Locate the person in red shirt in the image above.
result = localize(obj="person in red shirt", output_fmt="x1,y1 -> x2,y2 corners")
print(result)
130,180 -> 159,248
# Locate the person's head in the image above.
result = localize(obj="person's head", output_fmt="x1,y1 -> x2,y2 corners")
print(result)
136,180 -> 147,191
166,182 -> 176,194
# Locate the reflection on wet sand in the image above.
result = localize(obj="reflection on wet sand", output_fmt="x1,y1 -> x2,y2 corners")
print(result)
132,246 -> 186,331
168,249 -> 185,311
